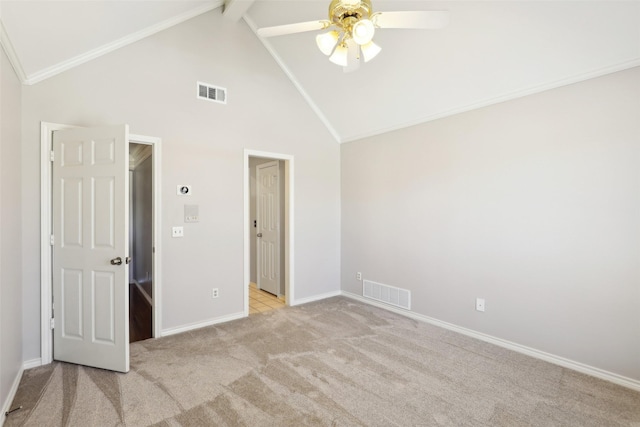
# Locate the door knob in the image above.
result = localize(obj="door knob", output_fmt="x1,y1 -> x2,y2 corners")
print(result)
257,233 -> 263,237
110,257 -> 123,265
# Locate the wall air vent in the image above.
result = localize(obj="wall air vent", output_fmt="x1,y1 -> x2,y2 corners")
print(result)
197,82 -> 227,104
363,279 -> 411,310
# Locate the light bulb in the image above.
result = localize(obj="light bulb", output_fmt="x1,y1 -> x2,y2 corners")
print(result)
316,31 -> 339,56
352,19 -> 375,45
361,41 -> 381,62
329,43 -> 349,67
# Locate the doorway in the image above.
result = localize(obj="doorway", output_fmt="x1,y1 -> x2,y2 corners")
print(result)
129,143 -> 153,342
40,122 -> 162,367
244,150 -> 294,316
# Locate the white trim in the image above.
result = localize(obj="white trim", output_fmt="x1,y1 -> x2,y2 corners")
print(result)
340,58 -> 640,143
0,19 -> 27,83
40,123 -> 162,365
242,16 -> 341,143
23,2 -> 223,85
341,291 -> 640,392
22,358 -> 42,370
0,366 -> 23,427
129,133 -> 163,339
244,150 -> 295,315
291,290 -> 342,306
160,312 -> 245,337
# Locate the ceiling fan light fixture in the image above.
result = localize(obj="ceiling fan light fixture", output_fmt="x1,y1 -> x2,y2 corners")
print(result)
361,40 -> 381,62
352,19 -> 375,45
329,43 -> 349,67
316,30 -> 340,56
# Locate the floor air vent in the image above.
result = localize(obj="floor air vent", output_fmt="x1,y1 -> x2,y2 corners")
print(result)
363,279 -> 411,310
197,82 -> 227,104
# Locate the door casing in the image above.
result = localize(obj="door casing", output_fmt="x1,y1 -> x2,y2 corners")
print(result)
40,122 -> 162,365
244,150 -> 294,316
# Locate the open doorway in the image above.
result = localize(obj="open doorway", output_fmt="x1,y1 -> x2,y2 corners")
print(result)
129,143 -> 153,342
249,158 -> 286,314
244,150 -> 294,316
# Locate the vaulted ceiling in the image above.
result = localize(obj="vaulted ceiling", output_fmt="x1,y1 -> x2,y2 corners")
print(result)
1,0 -> 639,143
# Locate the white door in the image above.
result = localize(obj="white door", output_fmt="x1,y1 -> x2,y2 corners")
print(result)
52,125 -> 130,372
256,161 -> 280,296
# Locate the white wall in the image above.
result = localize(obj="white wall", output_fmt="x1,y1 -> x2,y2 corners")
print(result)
341,67 -> 640,381
20,9 -> 340,360
1,46 -> 23,414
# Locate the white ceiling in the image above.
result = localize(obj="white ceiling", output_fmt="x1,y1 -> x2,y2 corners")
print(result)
1,0 -> 639,143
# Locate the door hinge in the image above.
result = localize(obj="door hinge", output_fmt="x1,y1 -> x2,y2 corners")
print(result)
50,235 -> 55,245
50,318 -> 55,329
50,150 -> 55,162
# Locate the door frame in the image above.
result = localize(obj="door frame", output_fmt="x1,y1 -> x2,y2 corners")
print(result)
243,150 -> 294,316
40,122 -> 163,365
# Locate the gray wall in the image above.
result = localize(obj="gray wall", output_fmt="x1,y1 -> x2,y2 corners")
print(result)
341,67 -> 640,381
133,155 -> 153,286
20,9 -> 340,360
1,47 -> 23,411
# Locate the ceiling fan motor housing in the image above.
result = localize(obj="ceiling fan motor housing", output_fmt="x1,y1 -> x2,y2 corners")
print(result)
329,0 -> 373,27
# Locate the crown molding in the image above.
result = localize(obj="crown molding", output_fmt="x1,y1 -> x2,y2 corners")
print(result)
341,58 -> 640,144
22,1 -> 224,86
242,15 -> 342,144
0,18 -> 28,84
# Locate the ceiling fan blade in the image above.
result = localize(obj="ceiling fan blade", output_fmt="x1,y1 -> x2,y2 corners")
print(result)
343,39 -> 361,73
372,11 -> 449,29
257,20 -> 331,38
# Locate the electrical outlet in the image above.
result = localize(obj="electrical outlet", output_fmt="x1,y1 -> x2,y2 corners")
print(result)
476,298 -> 485,312
356,272 -> 362,281
172,226 -> 184,238
212,288 -> 219,299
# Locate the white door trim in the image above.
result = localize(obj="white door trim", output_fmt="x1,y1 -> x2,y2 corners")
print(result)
127,133 -> 162,341
243,150 -> 294,316
40,122 -> 162,365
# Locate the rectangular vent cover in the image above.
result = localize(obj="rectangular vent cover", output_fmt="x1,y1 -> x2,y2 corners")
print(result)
363,279 -> 411,310
197,82 -> 227,104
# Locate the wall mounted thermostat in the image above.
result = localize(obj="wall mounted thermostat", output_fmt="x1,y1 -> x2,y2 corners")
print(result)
177,185 -> 192,196
184,205 -> 199,223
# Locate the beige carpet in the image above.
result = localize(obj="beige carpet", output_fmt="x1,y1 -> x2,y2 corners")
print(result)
5,297 -> 640,426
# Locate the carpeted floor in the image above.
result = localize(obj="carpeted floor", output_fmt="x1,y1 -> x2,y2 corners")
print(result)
5,297 -> 640,426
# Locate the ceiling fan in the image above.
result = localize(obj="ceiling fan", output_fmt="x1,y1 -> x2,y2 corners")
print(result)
256,0 -> 449,72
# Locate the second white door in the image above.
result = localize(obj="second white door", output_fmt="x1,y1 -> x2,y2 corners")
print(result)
256,161 -> 280,296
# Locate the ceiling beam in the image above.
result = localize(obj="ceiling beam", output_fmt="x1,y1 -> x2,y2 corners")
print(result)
223,0 -> 256,22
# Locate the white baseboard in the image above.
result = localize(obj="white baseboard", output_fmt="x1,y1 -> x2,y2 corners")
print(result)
22,359 -> 42,370
1,366 -> 24,427
341,291 -> 640,392
291,290 -> 342,306
160,311 -> 246,337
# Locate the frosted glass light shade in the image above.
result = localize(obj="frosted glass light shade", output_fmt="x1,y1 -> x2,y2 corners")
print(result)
352,19 -> 375,45
329,43 -> 349,66
361,41 -> 381,62
316,31 -> 339,56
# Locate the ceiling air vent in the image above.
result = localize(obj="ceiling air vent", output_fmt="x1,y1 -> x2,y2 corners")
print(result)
197,82 -> 227,105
